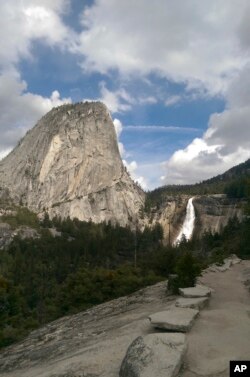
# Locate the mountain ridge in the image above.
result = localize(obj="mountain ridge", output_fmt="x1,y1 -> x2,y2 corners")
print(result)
146,158 -> 250,209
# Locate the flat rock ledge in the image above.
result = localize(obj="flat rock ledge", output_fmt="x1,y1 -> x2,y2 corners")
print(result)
175,297 -> 209,310
179,284 -> 213,298
148,308 -> 199,332
119,333 -> 187,377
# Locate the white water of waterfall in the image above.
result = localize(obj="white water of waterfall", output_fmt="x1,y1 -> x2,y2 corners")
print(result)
174,197 -> 195,245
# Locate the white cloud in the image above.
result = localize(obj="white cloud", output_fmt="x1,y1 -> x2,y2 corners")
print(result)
113,118 -> 125,157
1,0 -> 250,186
0,1 -> 74,71
138,96 -> 157,105
0,74 -> 71,157
0,148 -> 13,161
163,139 -> 223,184
123,125 -> 199,133
165,95 -> 182,107
162,66 -> 250,184
113,118 -> 123,138
99,82 -> 134,113
113,118 -> 148,189
0,1 -> 74,158
237,3 -> 250,51
99,83 -> 160,113
123,160 -> 148,190
164,142 -> 250,185
77,0 -> 250,96
226,64 -> 250,108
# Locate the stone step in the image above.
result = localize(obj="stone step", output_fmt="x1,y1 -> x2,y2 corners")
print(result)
148,307 -> 199,332
175,297 -> 209,310
179,284 -> 213,298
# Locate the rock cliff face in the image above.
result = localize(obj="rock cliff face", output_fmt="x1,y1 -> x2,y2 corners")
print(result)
193,195 -> 243,235
0,102 -> 144,226
144,194 -> 244,244
143,196 -> 189,244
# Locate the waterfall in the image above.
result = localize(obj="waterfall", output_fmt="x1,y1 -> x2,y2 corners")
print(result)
174,197 -> 195,245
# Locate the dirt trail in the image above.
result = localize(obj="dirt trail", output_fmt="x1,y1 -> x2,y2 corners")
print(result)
181,260 -> 250,377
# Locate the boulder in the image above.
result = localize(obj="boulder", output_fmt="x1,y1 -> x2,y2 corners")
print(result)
119,333 -> 187,377
148,308 -> 198,332
179,284 -> 213,298
175,297 -> 209,310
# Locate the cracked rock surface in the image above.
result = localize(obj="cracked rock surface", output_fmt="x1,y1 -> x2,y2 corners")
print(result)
119,333 -> 187,377
0,281 -> 175,377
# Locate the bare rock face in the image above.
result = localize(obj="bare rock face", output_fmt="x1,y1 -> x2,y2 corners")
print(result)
0,102 -> 144,226
0,281 -> 174,377
193,195 -> 243,235
143,195 -> 189,243
0,223 -> 39,249
120,333 -> 187,377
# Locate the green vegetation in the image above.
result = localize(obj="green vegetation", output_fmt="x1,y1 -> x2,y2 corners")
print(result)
168,252 -> 202,294
2,206 -> 40,229
0,212 -> 204,348
224,177 -> 250,199
0,162 -> 249,349
1,198 -> 249,348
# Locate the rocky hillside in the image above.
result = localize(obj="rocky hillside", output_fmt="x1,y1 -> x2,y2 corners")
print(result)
146,158 -> 250,203
0,257 -> 249,377
0,102 -> 144,226
143,159 -> 249,242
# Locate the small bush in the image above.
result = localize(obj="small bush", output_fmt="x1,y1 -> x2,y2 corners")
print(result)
168,252 -> 201,294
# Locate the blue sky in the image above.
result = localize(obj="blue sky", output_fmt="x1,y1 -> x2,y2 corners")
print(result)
0,1 -> 250,189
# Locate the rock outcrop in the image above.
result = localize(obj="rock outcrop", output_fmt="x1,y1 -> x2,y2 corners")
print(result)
0,281 -> 174,377
0,222 -> 39,249
119,333 -> 187,377
0,102 -> 144,226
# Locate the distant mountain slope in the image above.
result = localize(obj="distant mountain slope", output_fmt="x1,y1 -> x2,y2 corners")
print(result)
146,158 -> 250,210
203,158 -> 250,184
